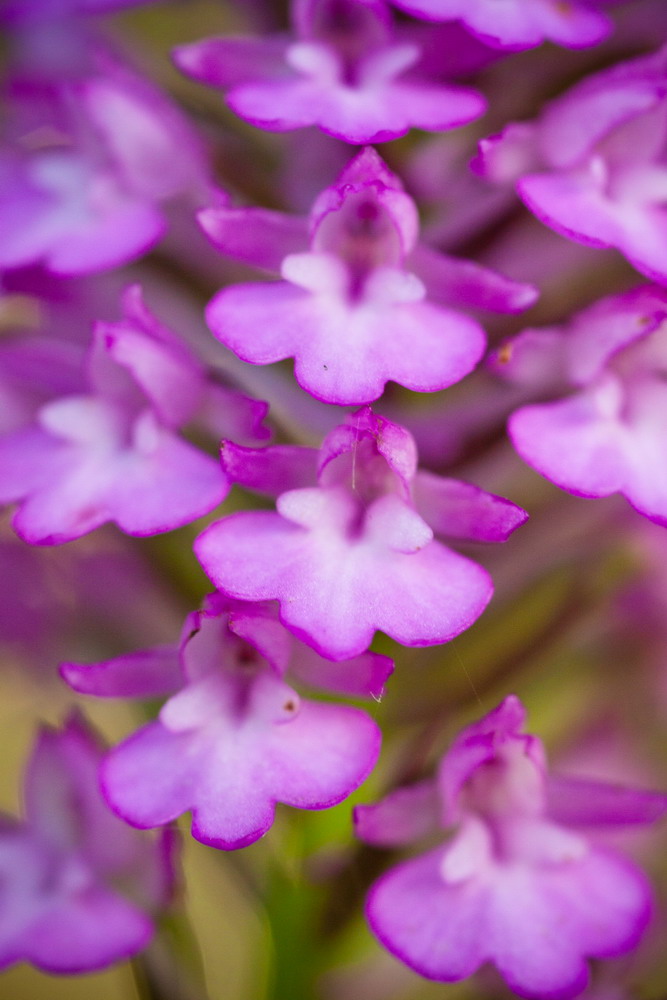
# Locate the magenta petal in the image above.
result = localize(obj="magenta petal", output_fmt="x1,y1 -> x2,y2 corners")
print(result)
373,80 -> 486,134
174,36 -> 290,90
288,644 -> 394,699
45,198 -> 166,277
0,427 -> 69,504
0,830 -> 48,969
613,208 -> 667,287
394,0 -> 611,51
60,647 -> 183,699
227,74 -> 484,144
96,321 -> 203,430
547,776 -> 667,829
549,286 -> 667,387
197,206 -> 309,273
0,150 -> 167,276
540,72 -> 666,170
24,715 -> 169,891
220,440 -> 318,496
199,384 -> 270,445
518,170 -> 625,253
355,779 -> 440,846
413,472 -> 528,542
318,408 -> 418,489
412,246 -> 538,314
226,611 -> 293,675
21,889 -> 152,974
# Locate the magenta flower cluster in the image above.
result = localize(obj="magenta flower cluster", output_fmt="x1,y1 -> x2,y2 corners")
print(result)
1,0 -> 666,997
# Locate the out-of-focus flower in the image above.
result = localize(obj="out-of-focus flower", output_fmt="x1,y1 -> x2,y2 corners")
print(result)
200,147 -> 537,405
195,407 -> 527,661
475,45 -> 667,283
386,0 -> 613,50
174,0 -> 486,144
0,713 -> 176,974
0,333 -> 84,435
491,285 -> 667,524
0,50 -> 215,275
356,696 -> 666,999
62,593 -> 387,849
0,285 -> 268,545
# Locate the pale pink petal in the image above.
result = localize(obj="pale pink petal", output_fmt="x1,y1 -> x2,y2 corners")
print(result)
103,694 -> 379,850
519,169 -> 625,252
43,188 -> 165,276
620,376 -> 667,522
489,328 -> 569,390
102,723 -> 201,829
288,643 -> 393,699
615,206 -> 667,286
392,0 -> 610,50
228,74 -> 483,143
547,776 -> 667,829
220,440 -> 318,496
207,282 -> 308,366
0,427 -> 70,504
12,450 -> 113,545
527,0 -> 611,49
208,279 -> 486,404
195,510 -> 492,660
261,699 -> 380,807
60,647 -> 183,699
375,80 -> 486,134
565,287 -> 667,385
197,205 -> 308,273
81,72 -> 208,202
